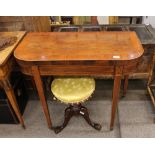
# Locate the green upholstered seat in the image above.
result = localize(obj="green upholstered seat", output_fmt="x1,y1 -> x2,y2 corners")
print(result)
51,77 -> 95,104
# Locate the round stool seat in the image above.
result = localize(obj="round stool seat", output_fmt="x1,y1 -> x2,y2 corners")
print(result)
51,77 -> 95,104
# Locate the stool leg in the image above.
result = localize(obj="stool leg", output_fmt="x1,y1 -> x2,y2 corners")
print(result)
80,106 -> 102,131
53,106 -> 73,134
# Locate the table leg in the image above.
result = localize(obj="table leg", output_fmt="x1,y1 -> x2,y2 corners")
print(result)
31,66 -> 52,129
123,75 -> 129,97
30,76 -> 36,91
2,79 -> 25,128
110,66 -> 122,130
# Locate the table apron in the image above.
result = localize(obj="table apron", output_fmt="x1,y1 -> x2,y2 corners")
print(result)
18,63 -> 139,76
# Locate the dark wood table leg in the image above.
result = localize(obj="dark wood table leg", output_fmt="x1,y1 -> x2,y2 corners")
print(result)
123,75 -> 129,97
31,66 -> 52,129
2,79 -> 25,128
110,66 -> 123,130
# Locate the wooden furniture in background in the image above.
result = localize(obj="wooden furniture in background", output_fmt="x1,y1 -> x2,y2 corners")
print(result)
73,16 -> 92,25
91,16 -> 98,24
0,16 -> 51,32
0,16 -> 51,91
127,24 -> 155,79
0,31 -> 26,128
147,53 -> 155,114
50,16 -> 97,26
109,16 -> 142,24
0,71 -> 28,124
14,32 -> 144,130
119,16 -> 142,24
109,16 -> 119,24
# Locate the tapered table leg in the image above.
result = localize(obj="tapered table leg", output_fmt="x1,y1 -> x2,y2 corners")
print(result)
123,75 -> 129,97
2,79 -> 25,128
31,66 -> 52,129
110,66 -> 123,130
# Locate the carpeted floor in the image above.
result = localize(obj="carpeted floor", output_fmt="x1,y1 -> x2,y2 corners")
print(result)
0,79 -> 155,138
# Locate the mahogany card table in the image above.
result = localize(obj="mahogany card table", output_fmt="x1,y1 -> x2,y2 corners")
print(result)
0,31 -> 26,128
14,32 -> 144,130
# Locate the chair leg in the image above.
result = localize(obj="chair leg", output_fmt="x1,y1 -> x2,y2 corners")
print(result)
80,105 -> 102,131
53,106 -> 73,134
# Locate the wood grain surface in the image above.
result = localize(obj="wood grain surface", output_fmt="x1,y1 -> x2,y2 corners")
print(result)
14,32 -> 144,62
0,31 -> 26,66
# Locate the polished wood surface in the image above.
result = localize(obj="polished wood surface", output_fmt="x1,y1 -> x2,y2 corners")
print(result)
0,17 -> 51,32
0,31 -> 26,66
0,31 -> 26,128
15,32 -> 143,62
31,66 -> 52,128
14,32 -> 144,130
110,66 -> 122,130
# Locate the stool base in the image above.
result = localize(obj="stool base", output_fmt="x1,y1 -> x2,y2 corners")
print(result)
53,104 -> 102,134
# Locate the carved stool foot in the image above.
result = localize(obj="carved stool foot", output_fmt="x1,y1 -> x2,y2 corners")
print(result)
80,105 -> 102,131
53,104 -> 102,134
53,106 -> 73,134
53,126 -> 64,134
93,123 -> 102,130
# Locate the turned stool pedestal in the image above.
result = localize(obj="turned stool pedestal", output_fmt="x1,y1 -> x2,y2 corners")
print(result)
51,77 -> 102,134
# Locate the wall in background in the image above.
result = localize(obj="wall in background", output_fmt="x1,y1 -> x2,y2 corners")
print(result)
97,16 -> 109,24
142,16 -> 155,28
97,16 -> 155,27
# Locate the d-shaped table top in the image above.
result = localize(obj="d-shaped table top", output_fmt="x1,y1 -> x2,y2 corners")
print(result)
14,32 -> 144,62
